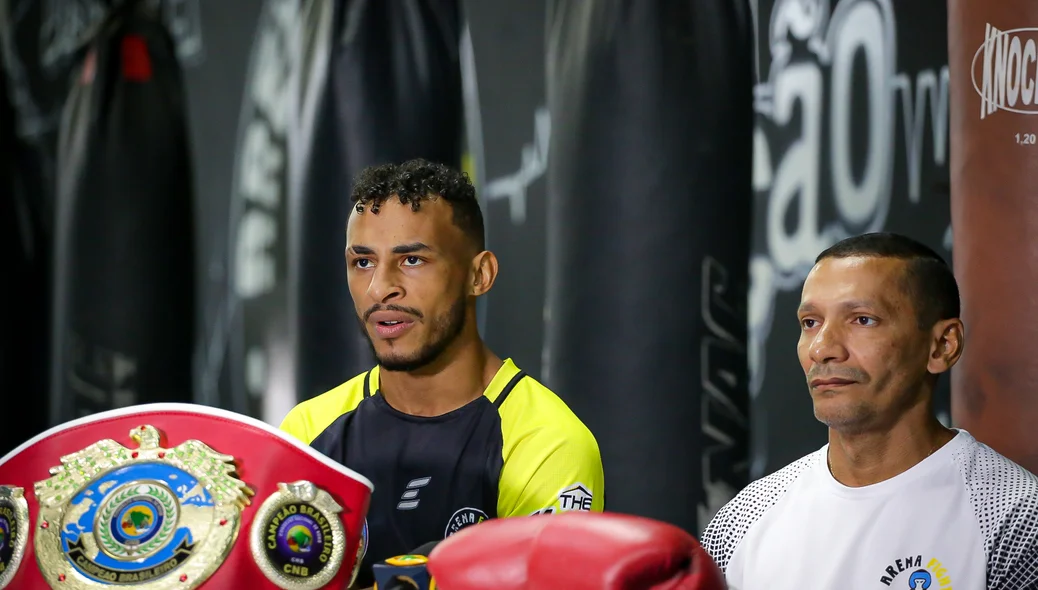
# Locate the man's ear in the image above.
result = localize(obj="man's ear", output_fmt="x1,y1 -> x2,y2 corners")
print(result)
927,318 -> 965,375
470,251 -> 499,297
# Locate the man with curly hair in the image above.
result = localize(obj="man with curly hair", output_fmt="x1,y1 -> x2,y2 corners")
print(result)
280,159 -> 604,588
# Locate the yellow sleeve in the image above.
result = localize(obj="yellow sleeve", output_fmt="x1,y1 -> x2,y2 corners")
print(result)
279,404 -> 316,445
495,383 -> 605,517
278,369 -> 373,445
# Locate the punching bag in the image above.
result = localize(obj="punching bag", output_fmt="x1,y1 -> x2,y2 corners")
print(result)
545,0 -> 754,533
462,0 -> 552,379
51,0 -> 195,421
0,61 -> 50,454
949,2 -> 1038,473
292,0 -> 465,400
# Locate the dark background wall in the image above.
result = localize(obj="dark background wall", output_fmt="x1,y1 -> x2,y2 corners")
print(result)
748,0 -> 952,477
0,0 -> 981,535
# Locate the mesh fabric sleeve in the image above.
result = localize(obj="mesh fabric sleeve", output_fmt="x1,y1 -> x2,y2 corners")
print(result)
700,451 -> 819,572
953,442 -> 1038,590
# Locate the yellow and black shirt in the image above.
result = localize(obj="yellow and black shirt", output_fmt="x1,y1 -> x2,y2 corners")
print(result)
279,358 -> 605,587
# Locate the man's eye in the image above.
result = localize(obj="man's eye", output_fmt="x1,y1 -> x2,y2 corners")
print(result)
355,259 -> 372,269
403,256 -> 423,266
855,316 -> 876,326
801,319 -> 817,329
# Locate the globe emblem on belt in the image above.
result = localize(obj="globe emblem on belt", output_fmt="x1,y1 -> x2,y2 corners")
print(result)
34,425 -> 253,590
285,523 -> 316,554
55,463 -> 212,584
96,482 -> 179,560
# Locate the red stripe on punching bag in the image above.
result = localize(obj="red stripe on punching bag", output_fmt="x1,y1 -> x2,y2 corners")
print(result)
121,34 -> 152,82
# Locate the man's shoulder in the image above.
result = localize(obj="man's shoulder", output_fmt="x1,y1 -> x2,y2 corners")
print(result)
292,369 -> 372,415
700,449 -> 821,571
493,365 -> 605,516
951,430 -> 1038,509
279,369 -> 374,443
499,368 -> 598,447
950,431 -> 1038,588
717,449 -> 819,520
494,365 -> 603,483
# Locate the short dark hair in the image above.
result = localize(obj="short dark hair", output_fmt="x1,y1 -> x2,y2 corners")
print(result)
350,159 -> 485,251
815,232 -> 960,328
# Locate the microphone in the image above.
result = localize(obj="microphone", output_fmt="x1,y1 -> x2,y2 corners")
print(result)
371,540 -> 441,590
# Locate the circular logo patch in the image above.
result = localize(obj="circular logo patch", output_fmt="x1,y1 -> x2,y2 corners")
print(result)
349,518 -> 369,588
0,503 -> 14,576
444,507 -> 489,537
359,518 -> 368,561
0,486 -> 28,589
96,482 -> 180,561
56,462 -> 212,585
250,482 -> 346,590
0,509 -> 10,561
263,502 -> 333,580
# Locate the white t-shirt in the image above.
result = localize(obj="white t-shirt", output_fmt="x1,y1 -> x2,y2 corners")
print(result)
702,430 -> 1038,590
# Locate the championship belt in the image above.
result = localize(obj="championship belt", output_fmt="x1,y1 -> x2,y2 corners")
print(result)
0,404 -> 373,590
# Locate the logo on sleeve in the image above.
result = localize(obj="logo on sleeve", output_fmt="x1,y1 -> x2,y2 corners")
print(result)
557,484 -> 593,512
877,554 -> 954,588
444,508 -> 489,537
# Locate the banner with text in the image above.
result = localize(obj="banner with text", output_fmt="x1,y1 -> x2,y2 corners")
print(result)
949,0 -> 1038,474
749,0 -> 952,476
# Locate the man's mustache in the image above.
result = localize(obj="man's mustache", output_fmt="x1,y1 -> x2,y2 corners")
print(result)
363,304 -> 424,322
806,366 -> 869,382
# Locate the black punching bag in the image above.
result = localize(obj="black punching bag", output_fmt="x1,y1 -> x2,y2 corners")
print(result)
290,0 -> 465,402
51,0 -> 195,421
1,60 -> 50,453
544,0 -> 755,533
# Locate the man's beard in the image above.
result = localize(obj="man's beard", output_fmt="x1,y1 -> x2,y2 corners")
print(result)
360,295 -> 467,373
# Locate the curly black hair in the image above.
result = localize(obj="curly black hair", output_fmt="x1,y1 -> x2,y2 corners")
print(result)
350,159 -> 485,251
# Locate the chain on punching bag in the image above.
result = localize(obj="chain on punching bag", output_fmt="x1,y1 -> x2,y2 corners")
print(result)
51,0 -> 195,421
544,0 -> 754,533
949,0 -> 1038,473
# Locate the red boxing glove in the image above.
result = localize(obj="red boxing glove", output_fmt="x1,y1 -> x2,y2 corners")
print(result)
427,511 -> 726,590
0,403 -> 373,590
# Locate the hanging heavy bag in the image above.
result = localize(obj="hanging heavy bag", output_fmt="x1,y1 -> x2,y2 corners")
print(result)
949,0 -> 1038,474
51,0 -> 196,422
290,0 -> 466,402
544,0 -> 755,533
0,61 -> 50,453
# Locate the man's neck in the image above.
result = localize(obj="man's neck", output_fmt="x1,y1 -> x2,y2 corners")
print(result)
827,406 -> 956,487
377,339 -> 503,417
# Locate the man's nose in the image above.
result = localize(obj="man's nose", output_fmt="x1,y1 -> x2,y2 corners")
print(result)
809,323 -> 849,364
367,265 -> 404,303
